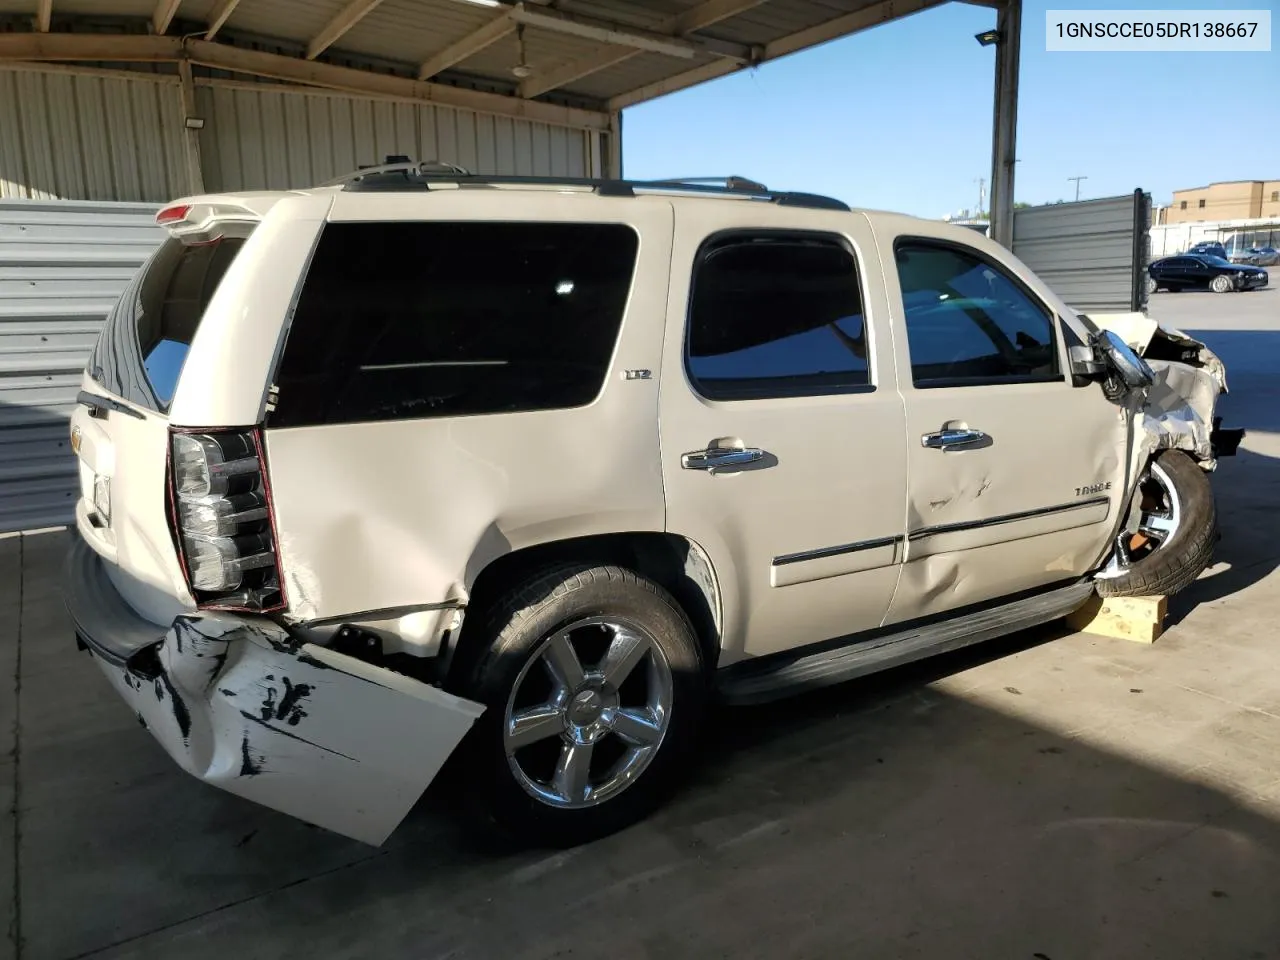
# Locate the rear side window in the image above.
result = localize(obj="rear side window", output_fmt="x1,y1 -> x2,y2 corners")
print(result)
894,240 -> 1060,388
267,221 -> 639,428
686,233 -> 870,401
89,237 -> 246,412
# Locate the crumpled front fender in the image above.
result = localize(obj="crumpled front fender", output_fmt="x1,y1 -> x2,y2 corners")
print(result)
1088,313 -> 1230,465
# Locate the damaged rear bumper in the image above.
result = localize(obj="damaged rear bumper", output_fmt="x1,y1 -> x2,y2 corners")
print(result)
62,535 -> 484,846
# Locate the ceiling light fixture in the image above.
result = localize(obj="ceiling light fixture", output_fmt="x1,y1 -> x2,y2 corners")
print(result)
512,22 -> 532,79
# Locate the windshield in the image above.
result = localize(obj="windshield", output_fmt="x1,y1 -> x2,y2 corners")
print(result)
1201,255 -> 1233,267
88,235 -> 248,413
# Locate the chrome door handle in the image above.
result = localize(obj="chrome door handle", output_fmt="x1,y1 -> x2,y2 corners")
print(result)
681,446 -> 765,470
922,428 -> 988,450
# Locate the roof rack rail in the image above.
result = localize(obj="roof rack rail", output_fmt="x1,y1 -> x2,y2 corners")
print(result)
321,157 -> 472,187
648,176 -> 769,192
328,160 -> 850,212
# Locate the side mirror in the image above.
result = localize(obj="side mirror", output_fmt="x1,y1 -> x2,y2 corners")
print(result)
1095,329 -> 1156,388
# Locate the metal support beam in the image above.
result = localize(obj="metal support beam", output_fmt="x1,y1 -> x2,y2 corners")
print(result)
608,0 -> 948,110
606,110 -> 622,178
988,0 -> 1021,247
152,0 -> 181,35
176,58 -> 204,194
520,0 -> 766,99
418,11 -> 516,80
35,0 -> 52,33
205,0 -> 242,40
0,33 -> 181,60
511,6 -> 693,59
0,33 -> 611,131
307,0 -> 385,60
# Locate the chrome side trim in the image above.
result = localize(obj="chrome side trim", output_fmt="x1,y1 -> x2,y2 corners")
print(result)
773,535 -> 903,567
295,600 -> 462,629
909,497 -> 1111,542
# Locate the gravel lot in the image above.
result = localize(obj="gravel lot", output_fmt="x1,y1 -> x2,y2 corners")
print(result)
3,285 -> 1279,960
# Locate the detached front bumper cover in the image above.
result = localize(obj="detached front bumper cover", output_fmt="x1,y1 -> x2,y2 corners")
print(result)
63,537 -> 484,846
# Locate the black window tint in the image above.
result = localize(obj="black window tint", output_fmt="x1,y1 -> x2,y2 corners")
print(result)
268,222 -> 638,427
895,241 -> 1060,387
88,236 -> 245,412
686,234 -> 869,400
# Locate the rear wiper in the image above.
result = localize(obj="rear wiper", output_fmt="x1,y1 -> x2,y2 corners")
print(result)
76,389 -> 145,420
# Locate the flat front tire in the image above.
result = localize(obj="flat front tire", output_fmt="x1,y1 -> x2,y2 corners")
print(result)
451,564 -> 707,847
1095,450 -> 1216,598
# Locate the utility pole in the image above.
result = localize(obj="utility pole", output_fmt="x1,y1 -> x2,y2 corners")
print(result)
1068,175 -> 1088,202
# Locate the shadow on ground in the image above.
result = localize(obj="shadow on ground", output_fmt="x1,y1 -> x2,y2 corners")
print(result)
7,528 -> 1280,960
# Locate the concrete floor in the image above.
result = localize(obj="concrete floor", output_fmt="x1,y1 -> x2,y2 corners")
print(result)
4,287 -> 1280,960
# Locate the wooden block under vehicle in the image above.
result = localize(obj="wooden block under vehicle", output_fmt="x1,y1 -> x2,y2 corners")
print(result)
1066,594 -> 1168,644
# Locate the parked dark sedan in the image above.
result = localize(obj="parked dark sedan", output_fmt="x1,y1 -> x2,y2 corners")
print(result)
1148,254 -> 1269,293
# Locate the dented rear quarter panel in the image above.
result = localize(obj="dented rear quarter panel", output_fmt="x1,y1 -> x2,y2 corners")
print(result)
262,192 -> 676,625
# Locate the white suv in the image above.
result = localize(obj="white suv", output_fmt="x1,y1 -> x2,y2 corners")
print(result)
63,164 -> 1237,848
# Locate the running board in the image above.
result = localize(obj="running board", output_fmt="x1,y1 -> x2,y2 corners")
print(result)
717,581 -> 1095,706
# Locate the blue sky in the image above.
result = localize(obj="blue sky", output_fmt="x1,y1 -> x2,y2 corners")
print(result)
622,0 -> 1279,217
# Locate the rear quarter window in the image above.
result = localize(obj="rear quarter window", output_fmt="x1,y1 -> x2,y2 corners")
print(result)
266,221 -> 640,428
89,236 -> 246,412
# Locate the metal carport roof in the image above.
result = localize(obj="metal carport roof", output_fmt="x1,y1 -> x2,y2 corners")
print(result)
0,0 -> 1021,236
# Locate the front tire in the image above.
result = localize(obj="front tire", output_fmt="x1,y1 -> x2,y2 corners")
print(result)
1211,274 -> 1235,293
1095,450 -> 1216,598
452,564 -> 707,847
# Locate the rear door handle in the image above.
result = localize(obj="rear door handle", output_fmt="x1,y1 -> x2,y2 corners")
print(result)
681,446 -> 765,470
922,428 -> 988,450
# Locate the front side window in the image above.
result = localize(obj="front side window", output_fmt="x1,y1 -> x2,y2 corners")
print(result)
895,240 -> 1060,388
686,233 -> 870,401
268,221 -> 639,427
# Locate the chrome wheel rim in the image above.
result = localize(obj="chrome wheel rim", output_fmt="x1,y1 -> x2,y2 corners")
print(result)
503,616 -> 673,809
1096,460 -> 1182,579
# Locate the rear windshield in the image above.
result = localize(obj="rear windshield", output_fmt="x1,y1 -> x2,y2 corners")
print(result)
266,221 -> 639,428
88,236 -> 246,413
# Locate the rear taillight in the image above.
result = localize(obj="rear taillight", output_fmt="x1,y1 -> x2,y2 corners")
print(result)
168,429 -> 285,612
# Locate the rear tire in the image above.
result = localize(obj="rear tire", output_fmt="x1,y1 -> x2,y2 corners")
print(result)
1144,276 -> 1159,295
450,564 -> 707,848
1095,450 -> 1216,598
1211,274 -> 1235,293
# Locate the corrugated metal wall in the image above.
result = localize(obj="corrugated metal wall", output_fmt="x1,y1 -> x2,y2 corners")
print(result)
1011,192 -> 1149,314
196,81 -> 600,190
0,67 -> 189,202
0,199 -> 163,533
0,67 -> 603,201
